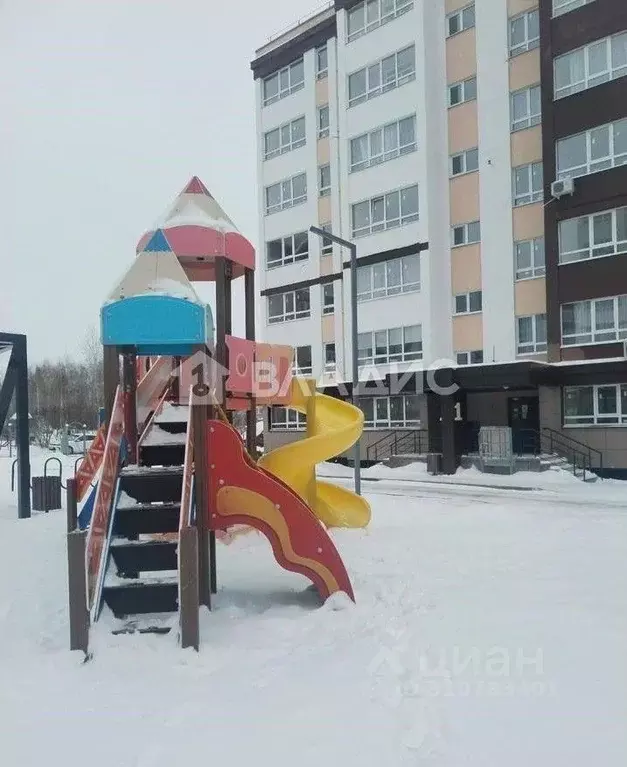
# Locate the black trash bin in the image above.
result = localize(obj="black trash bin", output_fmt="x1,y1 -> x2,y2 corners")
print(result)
32,476 -> 62,512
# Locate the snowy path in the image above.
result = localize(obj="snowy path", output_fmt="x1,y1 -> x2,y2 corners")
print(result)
0,449 -> 626,765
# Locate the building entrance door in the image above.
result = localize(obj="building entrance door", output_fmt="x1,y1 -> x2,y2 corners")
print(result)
508,396 -> 540,454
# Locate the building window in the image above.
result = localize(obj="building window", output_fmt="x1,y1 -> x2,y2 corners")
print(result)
292,345 -> 312,376
456,350 -> 484,366
267,288 -> 311,324
554,32 -> 627,99
318,164 -> 331,197
515,238 -> 545,280
263,116 -> 306,160
448,76 -> 477,107
317,105 -> 330,138
350,115 -> 416,173
320,223 -> 333,256
357,325 -> 423,366
454,291 -> 482,315
553,0 -> 595,19
322,283 -> 335,314
509,10 -> 539,57
324,342 -> 336,372
450,147 -> 479,176
559,206 -> 627,264
517,314 -> 547,354
510,85 -> 541,131
270,407 -> 306,430
265,172 -> 307,215
348,45 -> 415,107
347,0 -> 414,43
263,58 -> 305,106
557,119 -> 627,180
562,295 -> 627,346
360,394 -> 421,428
357,254 -> 420,302
316,44 -> 328,79
564,383 -> 627,426
512,162 -> 543,206
352,185 -> 419,238
451,220 -> 481,247
266,231 -> 309,269
446,3 -> 475,37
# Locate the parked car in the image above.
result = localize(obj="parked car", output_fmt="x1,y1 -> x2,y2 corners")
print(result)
66,433 -> 98,455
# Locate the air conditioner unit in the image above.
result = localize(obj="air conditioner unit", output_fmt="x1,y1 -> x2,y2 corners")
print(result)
551,177 -> 575,198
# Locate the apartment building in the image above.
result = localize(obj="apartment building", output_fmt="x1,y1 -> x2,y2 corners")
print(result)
251,0 -> 627,475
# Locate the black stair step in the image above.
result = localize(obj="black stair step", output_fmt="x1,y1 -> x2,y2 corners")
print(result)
140,443 -> 185,467
119,466 -> 183,503
102,582 -> 178,618
110,540 -> 178,575
114,503 -> 181,536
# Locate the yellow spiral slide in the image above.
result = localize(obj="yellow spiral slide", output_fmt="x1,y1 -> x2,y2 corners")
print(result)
258,379 -> 371,528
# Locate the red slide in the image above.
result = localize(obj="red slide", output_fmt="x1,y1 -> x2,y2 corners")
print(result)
206,420 -> 355,602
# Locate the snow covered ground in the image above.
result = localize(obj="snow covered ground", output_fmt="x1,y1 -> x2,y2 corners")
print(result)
0,445 -> 626,766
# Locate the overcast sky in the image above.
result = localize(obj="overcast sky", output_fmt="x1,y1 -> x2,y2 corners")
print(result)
0,0 -> 315,362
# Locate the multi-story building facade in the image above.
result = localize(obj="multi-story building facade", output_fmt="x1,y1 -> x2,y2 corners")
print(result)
251,0 -> 627,475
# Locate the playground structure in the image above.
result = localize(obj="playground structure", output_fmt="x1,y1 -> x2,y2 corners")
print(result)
67,176 -> 370,653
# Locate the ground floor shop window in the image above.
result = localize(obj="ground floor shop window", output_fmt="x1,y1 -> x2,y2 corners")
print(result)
564,384 -> 627,425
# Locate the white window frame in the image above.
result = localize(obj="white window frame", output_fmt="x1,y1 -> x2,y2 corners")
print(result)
515,237 -> 546,280
552,0 -> 595,19
357,254 -> 421,302
323,342 -> 336,372
554,32 -> 627,99
263,59 -> 305,106
454,291 -> 482,315
267,288 -> 311,324
292,345 -> 312,376
266,231 -> 309,270
509,10 -> 539,57
360,394 -> 422,429
318,164 -> 331,197
456,350 -> 484,366
351,185 -> 419,238
451,221 -> 481,247
322,282 -> 335,315
316,44 -> 328,79
265,172 -> 307,215
448,76 -> 477,107
357,325 -> 423,366
557,119 -> 627,180
446,3 -> 475,38
561,295 -> 627,346
563,383 -> 627,427
317,105 -> 330,139
349,115 -> 417,173
348,45 -> 416,107
346,0 -> 414,43
559,206 -> 627,264
510,84 -> 541,131
263,116 -> 306,160
516,314 -> 547,355
450,147 -> 479,176
320,223 -> 333,256
512,162 -> 544,206
270,406 -> 306,430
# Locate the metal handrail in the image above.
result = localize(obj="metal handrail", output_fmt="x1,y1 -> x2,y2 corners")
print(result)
366,429 -> 428,463
541,426 -> 603,470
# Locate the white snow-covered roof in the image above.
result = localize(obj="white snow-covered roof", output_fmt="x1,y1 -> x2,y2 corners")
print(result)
105,249 -> 203,305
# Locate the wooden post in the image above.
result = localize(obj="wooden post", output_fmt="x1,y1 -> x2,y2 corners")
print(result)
103,346 -> 119,425
122,350 -> 138,464
179,525 -> 200,650
244,267 -> 257,458
67,484 -> 90,656
193,401 -> 211,608
66,477 -> 78,533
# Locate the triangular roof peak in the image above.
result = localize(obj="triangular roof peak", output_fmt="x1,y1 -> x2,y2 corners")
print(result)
183,176 -> 212,196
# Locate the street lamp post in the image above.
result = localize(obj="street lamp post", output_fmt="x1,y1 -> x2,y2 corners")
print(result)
309,225 -> 361,497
